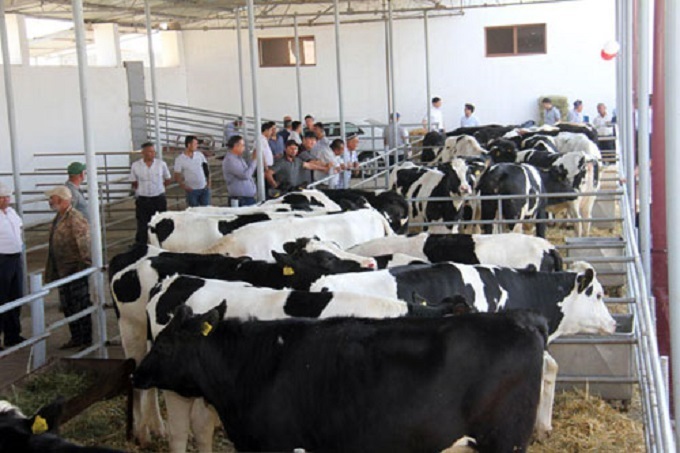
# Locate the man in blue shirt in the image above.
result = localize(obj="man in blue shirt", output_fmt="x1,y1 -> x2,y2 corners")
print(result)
542,98 -> 561,125
567,100 -> 584,123
460,103 -> 480,127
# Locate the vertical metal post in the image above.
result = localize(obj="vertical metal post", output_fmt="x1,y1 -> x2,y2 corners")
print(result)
29,273 -> 46,370
665,0 -> 680,444
333,0 -> 346,141
246,0 -> 264,201
71,0 -> 108,358
294,14 -> 303,122
0,1 -> 28,292
387,0 -> 397,153
424,10 -> 432,133
384,18 -> 392,127
637,0 -> 652,286
235,7 -> 248,147
624,0 -> 636,218
615,0 -> 625,173
144,0 -> 162,159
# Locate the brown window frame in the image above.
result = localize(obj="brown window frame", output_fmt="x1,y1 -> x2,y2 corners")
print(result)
485,24 -> 547,57
258,36 -> 316,68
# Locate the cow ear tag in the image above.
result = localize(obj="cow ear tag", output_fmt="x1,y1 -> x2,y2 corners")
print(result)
201,322 -> 213,336
32,415 -> 49,434
283,266 -> 295,276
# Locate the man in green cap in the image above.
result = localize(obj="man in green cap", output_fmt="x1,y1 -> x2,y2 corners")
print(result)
66,162 -> 88,221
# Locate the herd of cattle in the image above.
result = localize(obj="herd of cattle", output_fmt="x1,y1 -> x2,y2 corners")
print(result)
394,122 -> 602,237
2,122 -> 617,452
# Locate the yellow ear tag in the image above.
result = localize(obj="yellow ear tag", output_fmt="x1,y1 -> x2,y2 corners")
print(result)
201,322 -> 213,336
283,266 -> 295,276
32,415 -> 48,434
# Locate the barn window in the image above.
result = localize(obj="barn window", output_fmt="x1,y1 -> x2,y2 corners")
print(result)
258,36 -> 316,67
485,24 -> 546,57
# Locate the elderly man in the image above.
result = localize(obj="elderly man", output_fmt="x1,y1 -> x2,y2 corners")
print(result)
175,135 -> 211,207
592,103 -> 614,136
130,142 -> 172,244
45,186 -> 92,349
65,162 -> 88,221
0,182 -> 25,350
542,98 -> 561,125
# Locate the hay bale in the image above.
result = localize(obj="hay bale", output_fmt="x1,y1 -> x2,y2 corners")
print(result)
409,127 -> 428,137
539,95 -> 569,125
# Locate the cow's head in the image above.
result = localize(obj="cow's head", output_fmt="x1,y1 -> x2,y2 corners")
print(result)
538,167 -> 578,204
134,301 -> 227,395
442,158 -> 473,196
462,155 -> 491,190
421,131 -> 445,162
487,139 -> 517,163
0,398 -> 66,449
376,191 -> 409,234
549,261 -> 616,342
282,237 -> 377,270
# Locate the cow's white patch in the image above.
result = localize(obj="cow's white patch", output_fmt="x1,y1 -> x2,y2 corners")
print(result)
348,234 -> 429,262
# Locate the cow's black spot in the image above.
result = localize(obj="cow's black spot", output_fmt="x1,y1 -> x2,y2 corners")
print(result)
108,244 -> 149,281
152,218 -> 175,246
585,286 -> 593,296
149,281 -> 163,302
422,235 -> 479,264
112,270 -> 142,303
284,291 -> 333,318
374,255 -> 392,269
217,213 -> 271,236
155,276 -> 206,325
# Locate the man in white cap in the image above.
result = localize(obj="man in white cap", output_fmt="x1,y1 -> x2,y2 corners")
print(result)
0,182 -> 25,350
44,185 -> 92,349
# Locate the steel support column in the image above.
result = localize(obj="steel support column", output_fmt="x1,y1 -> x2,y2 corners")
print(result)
665,0 -> 680,444
424,10 -> 432,132
624,0 -> 636,218
246,0 -> 264,201
294,14 -> 303,123
235,7 -> 248,147
71,0 -> 108,358
637,0 -> 652,285
387,0 -> 397,151
144,0 -> 162,159
333,0 -> 346,141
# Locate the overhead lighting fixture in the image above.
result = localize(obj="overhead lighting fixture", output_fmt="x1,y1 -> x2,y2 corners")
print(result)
159,22 -> 169,30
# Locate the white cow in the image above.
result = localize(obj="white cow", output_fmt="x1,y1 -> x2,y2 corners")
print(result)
201,209 -> 393,259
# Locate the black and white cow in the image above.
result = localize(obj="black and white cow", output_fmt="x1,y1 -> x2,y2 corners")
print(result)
417,130 -> 446,162
144,274 -> 464,453
554,132 -> 602,160
389,160 -> 472,233
422,135 -> 487,163
487,138 -> 518,163
557,122 -> 599,144
200,209 -> 393,259
520,134 -> 558,153
347,232 -> 563,272
475,163 -> 549,237
310,261 -> 616,342
516,150 -> 601,236
319,189 -> 410,234
135,303 -> 547,453
108,241 -> 376,446
0,400 -> 122,453
447,124 -> 517,147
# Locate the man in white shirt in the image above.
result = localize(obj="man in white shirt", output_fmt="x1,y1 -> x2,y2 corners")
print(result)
258,121 -> 278,189
313,138 -> 340,187
423,97 -> 445,132
174,135 -> 211,207
130,142 -> 172,244
460,103 -> 480,128
567,100 -> 584,123
592,103 -> 614,137
0,182 -> 25,349
342,134 -> 361,189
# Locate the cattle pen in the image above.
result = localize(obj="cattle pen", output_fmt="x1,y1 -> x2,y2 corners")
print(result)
0,0 -> 678,451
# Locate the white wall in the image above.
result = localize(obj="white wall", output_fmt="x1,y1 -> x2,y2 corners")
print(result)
181,0 -> 616,127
